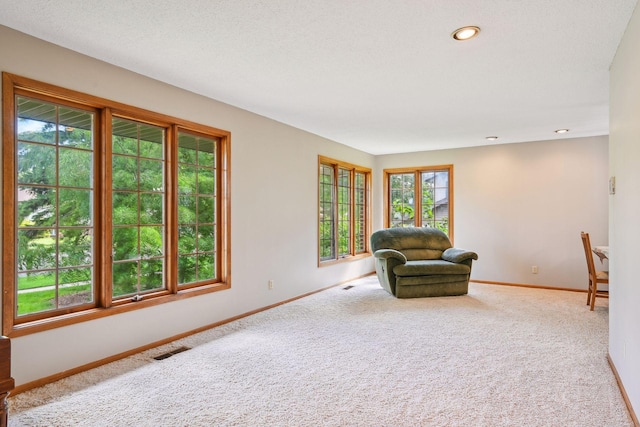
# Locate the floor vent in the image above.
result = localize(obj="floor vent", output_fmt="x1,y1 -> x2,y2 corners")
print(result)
153,346 -> 191,360
343,285 -> 354,290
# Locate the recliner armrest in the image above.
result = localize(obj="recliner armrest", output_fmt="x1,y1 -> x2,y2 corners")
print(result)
442,248 -> 478,263
373,249 -> 407,264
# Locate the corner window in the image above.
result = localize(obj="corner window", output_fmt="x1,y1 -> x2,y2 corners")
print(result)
318,156 -> 371,264
384,165 -> 453,238
2,73 -> 231,336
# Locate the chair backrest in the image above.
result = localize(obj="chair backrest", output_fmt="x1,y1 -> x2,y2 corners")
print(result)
370,227 -> 452,260
580,231 -> 597,279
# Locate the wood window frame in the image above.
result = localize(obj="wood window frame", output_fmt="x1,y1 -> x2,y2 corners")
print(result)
318,156 -> 371,266
2,73 -> 231,337
383,164 -> 454,242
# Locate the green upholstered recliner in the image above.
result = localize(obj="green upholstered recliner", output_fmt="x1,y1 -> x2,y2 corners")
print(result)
371,227 -> 478,298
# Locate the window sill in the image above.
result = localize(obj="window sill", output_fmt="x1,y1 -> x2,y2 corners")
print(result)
6,282 -> 230,338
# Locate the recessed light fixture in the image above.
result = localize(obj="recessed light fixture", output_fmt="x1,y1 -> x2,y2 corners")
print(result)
452,26 -> 481,41
486,136 -> 498,141
555,129 -> 570,134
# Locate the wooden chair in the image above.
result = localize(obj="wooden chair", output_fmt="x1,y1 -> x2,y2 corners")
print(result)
580,232 -> 609,310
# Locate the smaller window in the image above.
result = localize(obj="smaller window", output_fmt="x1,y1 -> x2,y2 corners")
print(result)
318,156 -> 371,264
384,165 -> 453,239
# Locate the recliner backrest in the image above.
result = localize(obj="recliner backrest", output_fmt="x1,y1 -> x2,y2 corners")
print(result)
370,227 -> 452,261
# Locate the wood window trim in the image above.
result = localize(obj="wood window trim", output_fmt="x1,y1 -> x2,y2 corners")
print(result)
383,164 -> 454,243
317,155 -> 372,266
2,72 -> 231,337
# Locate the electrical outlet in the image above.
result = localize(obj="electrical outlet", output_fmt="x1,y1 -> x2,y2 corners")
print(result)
268,279 -> 274,290
531,265 -> 538,274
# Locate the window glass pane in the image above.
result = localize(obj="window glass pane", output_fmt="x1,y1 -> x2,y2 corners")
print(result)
112,156 -> 138,191
197,167 -> 215,194
139,159 -> 163,192
337,168 -> 351,257
111,132 -> 138,156
140,127 -> 164,159
178,164 -> 197,194
59,148 -> 92,188
112,262 -> 138,297
197,254 -> 215,281
17,142 -> 56,185
141,259 -> 164,290
389,173 -> 415,228
17,98 -> 56,144
178,195 -> 197,224
18,229 -> 57,271
112,192 -> 139,225
59,107 -> 93,149
58,267 -> 93,308
59,189 -> 92,226
177,131 -> 219,286
15,97 -> 95,316
178,133 -> 197,164
197,138 -> 216,167
435,204 -> 449,233
422,170 -> 450,235
111,118 -> 166,298
319,164 -> 335,261
140,193 -> 163,224
178,255 -> 197,284
198,225 -> 215,252
435,171 -> 448,187
17,272 -> 56,316
178,226 -> 197,254
354,172 -> 366,253
113,227 -> 138,261
198,196 -> 215,224
18,186 -> 56,228
58,228 -> 92,267
140,226 -> 163,258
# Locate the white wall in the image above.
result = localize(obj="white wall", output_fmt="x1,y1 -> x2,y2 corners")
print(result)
0,25 -> 375,386
610,0 -> 640,417
375,137 -> 610,289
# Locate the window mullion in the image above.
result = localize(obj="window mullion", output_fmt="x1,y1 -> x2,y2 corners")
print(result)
349,169 -> 355,256
335,165 -> 340,258
101,108 -> 113,307
166,125 -> 178,293
412,171 -> 419,227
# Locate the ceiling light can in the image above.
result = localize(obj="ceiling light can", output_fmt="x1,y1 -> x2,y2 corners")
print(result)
452,26 -> 481,41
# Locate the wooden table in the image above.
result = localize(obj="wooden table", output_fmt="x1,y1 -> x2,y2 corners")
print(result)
593,245 -> 609,262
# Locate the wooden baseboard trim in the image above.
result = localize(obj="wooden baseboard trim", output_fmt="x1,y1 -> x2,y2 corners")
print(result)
12,271 -> 376,395
470,279 -> 586,293
608,354 -> 639,427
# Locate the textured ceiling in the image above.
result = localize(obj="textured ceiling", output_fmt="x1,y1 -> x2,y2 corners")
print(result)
1,0 -> 638,155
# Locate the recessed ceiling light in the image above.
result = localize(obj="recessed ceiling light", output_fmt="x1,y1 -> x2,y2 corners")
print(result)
555,129 -> 570,134
486,136 -> 498,141
452,26 -> 481,41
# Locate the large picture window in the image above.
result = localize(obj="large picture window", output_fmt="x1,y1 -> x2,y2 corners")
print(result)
318,156 -> 371,264
384,165 -> 453,239
2,73 -> 231,336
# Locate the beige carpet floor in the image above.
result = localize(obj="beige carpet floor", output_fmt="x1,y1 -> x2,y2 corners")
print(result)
9,276 -> 632,426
